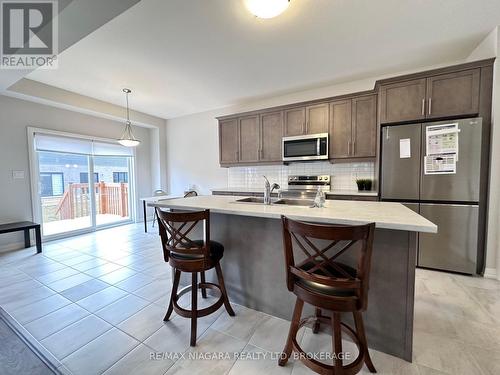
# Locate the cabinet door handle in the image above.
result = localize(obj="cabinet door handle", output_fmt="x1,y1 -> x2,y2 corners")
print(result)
236,151 -> 239,160
428,98 -> 432,115
421,98 -> 425,116
348,141 -> 351,155
352,140 -> 356,155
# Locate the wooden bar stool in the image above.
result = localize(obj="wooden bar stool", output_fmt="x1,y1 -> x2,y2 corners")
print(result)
156,208 -> 235,346
279,216 -> 376,375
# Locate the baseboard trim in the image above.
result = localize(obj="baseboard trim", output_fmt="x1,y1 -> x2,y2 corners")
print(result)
484,268 -> 498,279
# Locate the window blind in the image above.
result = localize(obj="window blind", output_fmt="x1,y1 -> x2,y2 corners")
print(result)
34,133 -> 133,157
92,141 -> 134,157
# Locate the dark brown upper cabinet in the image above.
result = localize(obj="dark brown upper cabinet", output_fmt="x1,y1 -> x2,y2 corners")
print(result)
219,112 -> 283,166
379,68 -> 481,124
329,95 -> 377,159
379,78 -> 427,124
426,69 -> 480,119
260,111 -> 283,162
284,107 -> 305,136
238,115 -> 260,163
305,103 -> 329,134
352,95 -> 377,157
219,119 -> 239,164
329,100 -> 352,159
284,104 -> 328,136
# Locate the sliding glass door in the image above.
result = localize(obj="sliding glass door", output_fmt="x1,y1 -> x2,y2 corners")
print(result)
38,151 -> 93,236
93,156 -> 131,227
32,131 -> 135,239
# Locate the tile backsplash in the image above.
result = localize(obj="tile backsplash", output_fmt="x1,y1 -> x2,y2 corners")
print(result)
227,161 -> 375,191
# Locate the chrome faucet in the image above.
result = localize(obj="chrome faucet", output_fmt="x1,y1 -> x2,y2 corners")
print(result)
263,176 -> 280,205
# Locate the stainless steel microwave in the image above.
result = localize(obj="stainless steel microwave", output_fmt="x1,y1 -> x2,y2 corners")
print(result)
282,133 -> 329,162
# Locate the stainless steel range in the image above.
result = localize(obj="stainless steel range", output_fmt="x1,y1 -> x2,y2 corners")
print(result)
282,175 -> 331,199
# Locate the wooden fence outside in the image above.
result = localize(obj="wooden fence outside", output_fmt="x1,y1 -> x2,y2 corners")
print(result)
55,182 -> 128,220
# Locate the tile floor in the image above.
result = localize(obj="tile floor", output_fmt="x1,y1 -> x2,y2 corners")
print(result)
0,223 -> 499,375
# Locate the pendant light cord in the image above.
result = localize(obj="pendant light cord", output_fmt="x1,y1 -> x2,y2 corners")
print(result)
126,91 -> 130,123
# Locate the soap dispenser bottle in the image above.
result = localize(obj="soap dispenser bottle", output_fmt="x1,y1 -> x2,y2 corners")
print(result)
314,187 -> 326,208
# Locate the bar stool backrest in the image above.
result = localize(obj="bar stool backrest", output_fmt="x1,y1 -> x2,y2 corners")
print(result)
281,216 -> 375,309
156,208 -> 210,263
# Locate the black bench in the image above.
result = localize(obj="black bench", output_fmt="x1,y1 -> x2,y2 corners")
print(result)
0,222 -> 42,254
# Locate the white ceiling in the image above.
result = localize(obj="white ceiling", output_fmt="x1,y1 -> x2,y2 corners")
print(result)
26,0 -> 500,119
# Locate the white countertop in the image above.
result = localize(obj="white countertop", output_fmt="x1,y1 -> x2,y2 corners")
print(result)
149,195 -> 437,233
141,195 -> 181,203
210,187 -> 378,197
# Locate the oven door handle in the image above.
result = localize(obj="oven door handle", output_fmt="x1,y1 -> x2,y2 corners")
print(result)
316,138 -> 320,156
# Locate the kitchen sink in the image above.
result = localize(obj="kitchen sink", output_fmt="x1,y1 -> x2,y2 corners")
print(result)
233,197 -> 314,206
274,199 -> 314,207
234,197 -> 266,204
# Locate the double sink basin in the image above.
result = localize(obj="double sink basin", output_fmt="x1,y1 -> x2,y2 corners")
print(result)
234,197 -> 314,207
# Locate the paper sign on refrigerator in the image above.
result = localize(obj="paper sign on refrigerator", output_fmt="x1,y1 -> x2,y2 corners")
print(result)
399,138 -> 411,158
426,123 -> 459,156
424,154 -> 457,175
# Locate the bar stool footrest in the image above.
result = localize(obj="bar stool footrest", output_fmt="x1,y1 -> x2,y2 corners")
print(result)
173,282 -> 224,318
291,315 -> 365,375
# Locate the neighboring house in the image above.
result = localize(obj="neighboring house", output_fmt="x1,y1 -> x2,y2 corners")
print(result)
38,152 -> 129,197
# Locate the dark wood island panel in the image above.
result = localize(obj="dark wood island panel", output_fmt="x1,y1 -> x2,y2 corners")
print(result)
201,213 -> 417,361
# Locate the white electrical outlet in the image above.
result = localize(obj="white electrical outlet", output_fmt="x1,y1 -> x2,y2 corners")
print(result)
12,170 -> 25,179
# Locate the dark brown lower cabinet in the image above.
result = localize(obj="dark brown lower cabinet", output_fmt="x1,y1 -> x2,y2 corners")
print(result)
326,195 -> 378,201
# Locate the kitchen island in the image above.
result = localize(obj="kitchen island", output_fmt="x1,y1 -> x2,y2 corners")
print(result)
150,195 -> 437,361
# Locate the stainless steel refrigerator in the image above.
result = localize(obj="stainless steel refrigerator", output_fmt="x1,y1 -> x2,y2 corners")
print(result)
380,118 -> 482,274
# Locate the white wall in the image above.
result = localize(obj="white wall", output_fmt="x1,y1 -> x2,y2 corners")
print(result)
167,109 -> 227,194
466,27 -> 500,279
0,94 -> 154,250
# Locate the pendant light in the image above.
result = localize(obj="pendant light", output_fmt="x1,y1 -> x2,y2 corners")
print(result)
244,0 -> 290,19
118,88 -> 140,147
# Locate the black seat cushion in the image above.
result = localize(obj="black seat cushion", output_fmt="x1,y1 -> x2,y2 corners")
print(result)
170,240 -> 224,261
295,261 -> 357,297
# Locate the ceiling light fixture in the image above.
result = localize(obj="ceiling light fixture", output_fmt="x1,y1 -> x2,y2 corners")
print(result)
244,0 -> 290,19
118,88 -> 140,147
